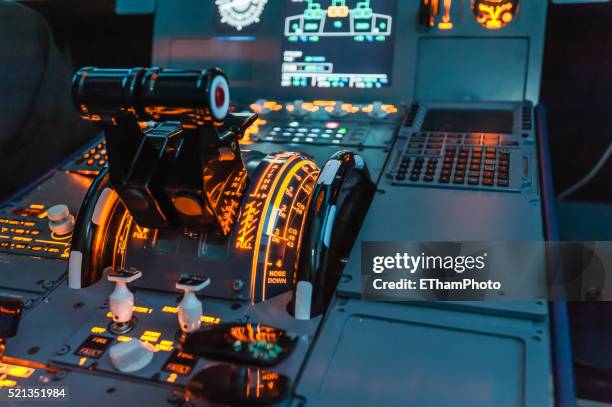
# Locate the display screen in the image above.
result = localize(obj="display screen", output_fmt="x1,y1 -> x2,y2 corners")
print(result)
281,0 -> 397,89
422,109 -> 515,134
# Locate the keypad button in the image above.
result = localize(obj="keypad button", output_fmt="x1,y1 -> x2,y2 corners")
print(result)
497,179 -> 509,187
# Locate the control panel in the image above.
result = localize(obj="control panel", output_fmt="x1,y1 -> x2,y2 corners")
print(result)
0,0 -> 560,406
388,101 -> 536,192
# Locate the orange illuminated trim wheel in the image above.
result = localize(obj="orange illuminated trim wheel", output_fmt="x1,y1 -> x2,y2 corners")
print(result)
230,152 -> 320,304
68,150 -> 374,310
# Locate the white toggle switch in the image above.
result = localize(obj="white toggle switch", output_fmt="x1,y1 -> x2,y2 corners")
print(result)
109,339 -> 154,373
176,275 -> 211,333
107,268 -> 142,331
47,204 -> 75,235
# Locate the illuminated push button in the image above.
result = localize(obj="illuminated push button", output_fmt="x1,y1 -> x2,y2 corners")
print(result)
325,121 -> 339,129
47,204 -> 74,235
176,275 -> 211,333
107,268 -> 142,334
109,339 -> 154,373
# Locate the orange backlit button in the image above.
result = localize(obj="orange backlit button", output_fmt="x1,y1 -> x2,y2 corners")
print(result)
87,159 -> 95,166
101,149 -> 107,155
83,153 -> 91,159
89,149 -> 96,154
97,143 -> 103,149
98,160 -> 106,166
93,154 -> 101,160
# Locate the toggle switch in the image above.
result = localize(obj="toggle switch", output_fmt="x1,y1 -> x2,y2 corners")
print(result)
292,100 -> 309,116
109,339 -> 154,373
47,204 -> 75,235
329,100 -> 348,117
176,275 -> 210,333
368,101 -> 389,119
107,268 -> 142,334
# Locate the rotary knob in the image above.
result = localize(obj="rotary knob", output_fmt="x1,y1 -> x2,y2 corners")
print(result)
47,204 -> 75,235
109,339 -> 154,373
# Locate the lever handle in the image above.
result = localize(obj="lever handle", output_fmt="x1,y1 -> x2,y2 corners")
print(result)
0,295 -> 24,340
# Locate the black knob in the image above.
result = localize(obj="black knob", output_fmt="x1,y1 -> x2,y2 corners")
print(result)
0,295 -> 24,339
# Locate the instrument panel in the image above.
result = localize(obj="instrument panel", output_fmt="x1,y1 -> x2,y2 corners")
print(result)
0,0 -> 561,406
153,0 -> 547,103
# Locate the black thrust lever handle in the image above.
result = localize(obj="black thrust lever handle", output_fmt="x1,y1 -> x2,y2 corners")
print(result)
293,151 -> 376,319
71,67 -> 256,234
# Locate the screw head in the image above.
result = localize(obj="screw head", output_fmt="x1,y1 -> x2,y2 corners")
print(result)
232,279 -> 244,291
